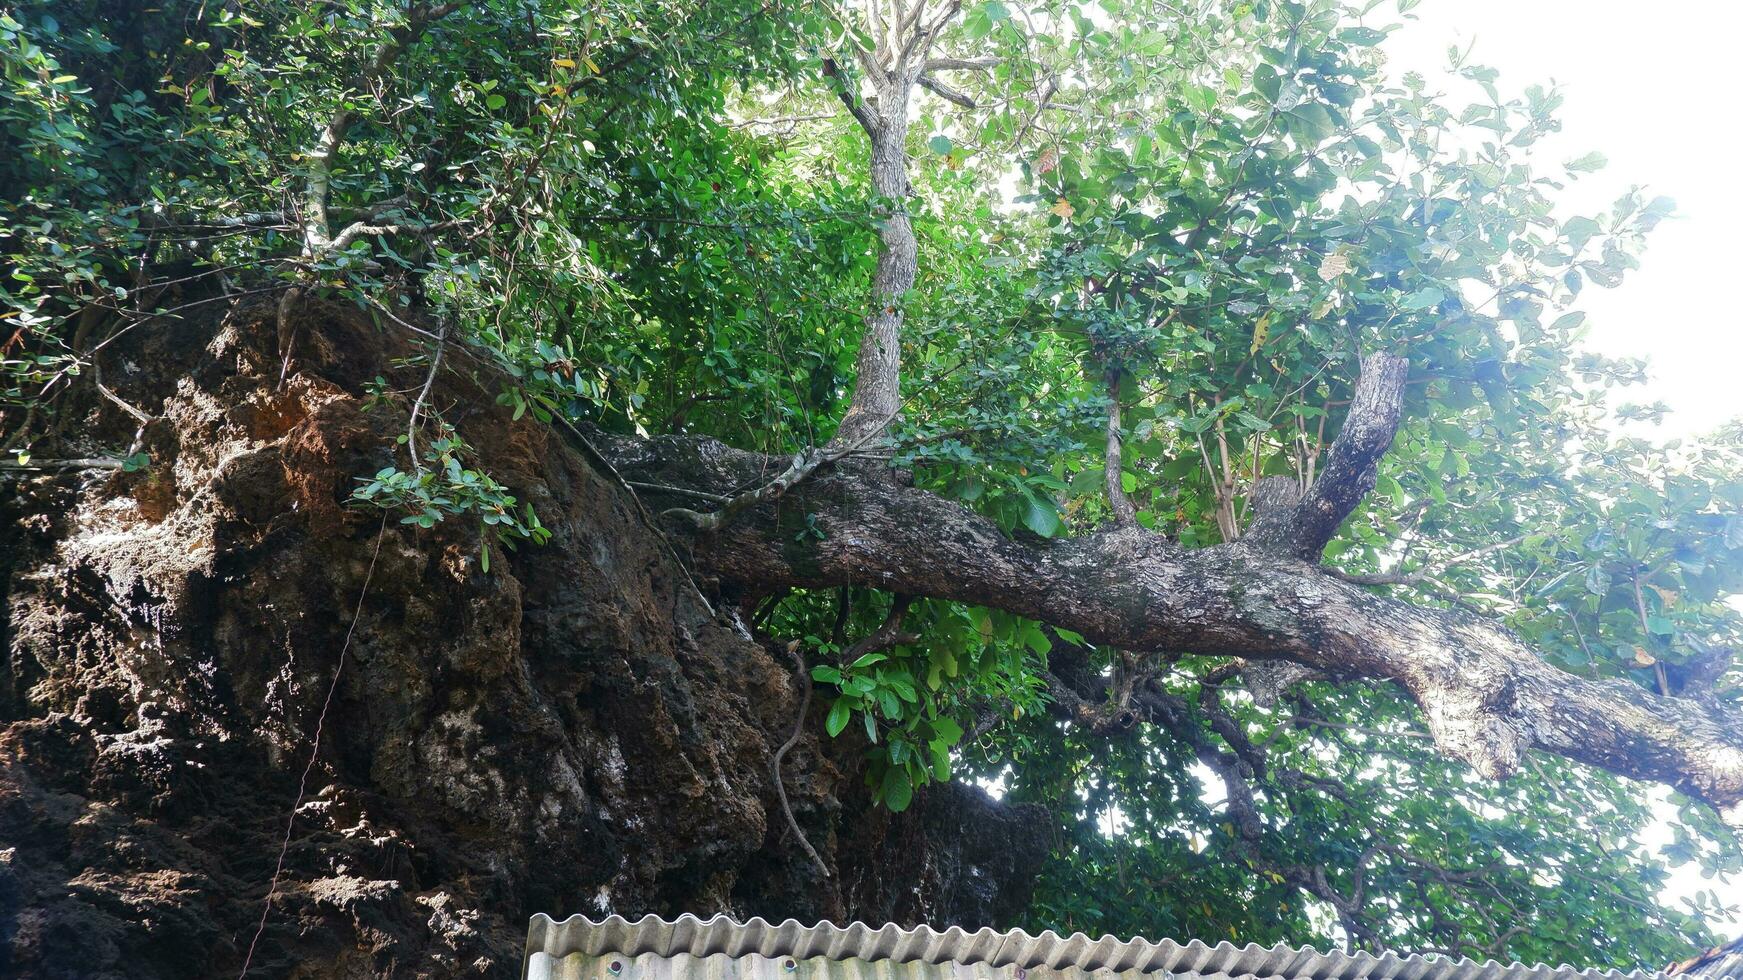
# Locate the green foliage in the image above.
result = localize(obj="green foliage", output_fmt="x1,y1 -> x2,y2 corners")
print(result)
350,429 -> 549,571
7,0 -> 1741,969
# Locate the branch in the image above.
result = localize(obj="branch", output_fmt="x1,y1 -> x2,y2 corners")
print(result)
302,2 -> 466,253
1102,367 -> 1136,526
1329,534 -> 1530,587
0,457 -> 126,473
663,446 -> 829,532
918,73 -> 977,109
326,217 -> 460,254
771,641 -> 831,878
843,594 -> 919,660
405,323 -> 449,475
1244,351 -> 1409,559
608,431 -> 1743,829
821,56 -> 882,138
923,56 -> 1000,72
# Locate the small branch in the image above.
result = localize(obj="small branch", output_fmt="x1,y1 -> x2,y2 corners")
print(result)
842,594 -> 919,661
923,56 -> 1000,72
0,403 -> 38,457
665,422 -> 892,533
406,323 -> 449,475
0,457 -> 126,473
821,56 -> 882,138
326,217 -> 460,254
771,641 -> 831,878
1102,367 -> 1136,526
624,481 -> 730,503
1329,534 -> 1529,587
95,381 -> 154,425
918,73 -> 976,109
665,445 -> 828,532
302,2 -> 466,253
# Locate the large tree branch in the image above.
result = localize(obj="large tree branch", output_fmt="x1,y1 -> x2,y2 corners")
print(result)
1245,351 -> 1409,559
605,431 -> 1743,828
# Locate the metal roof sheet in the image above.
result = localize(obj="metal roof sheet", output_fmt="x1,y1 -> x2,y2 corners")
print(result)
522,914 -> 1674,980
1669,937 -> 1743,979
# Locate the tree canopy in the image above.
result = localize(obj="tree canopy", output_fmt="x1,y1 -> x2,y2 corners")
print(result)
4,0 -> 1741,970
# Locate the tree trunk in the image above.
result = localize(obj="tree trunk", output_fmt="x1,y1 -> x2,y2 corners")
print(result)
835,91 -> 917,448
0,297 -> 1048,979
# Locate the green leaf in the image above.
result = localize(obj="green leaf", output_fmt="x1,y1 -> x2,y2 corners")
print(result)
931,740 -> 951,781
881,766 -> 913,812
825,700 -> 851,737
928,134 -> 954,155
1021,493 -> 1062,537
1401,287 -> 1445,310
932,716 -> 964,744
877,689 -> 901,718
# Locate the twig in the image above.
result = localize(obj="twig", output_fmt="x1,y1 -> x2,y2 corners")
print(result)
1328,534 -> 1529,587
405,323 -> 449,475
94,382 -> 153,425
771,641 -> 831,878
624,481 -> 730,502
663,419 -> 894,533
0,457 -> 126,473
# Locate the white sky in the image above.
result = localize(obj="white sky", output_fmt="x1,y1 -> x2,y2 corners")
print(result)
1382,0 -> 1743,933
1383,0 -> 1743,440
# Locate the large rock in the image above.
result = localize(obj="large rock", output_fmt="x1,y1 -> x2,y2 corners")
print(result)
0,295 -> 1047,979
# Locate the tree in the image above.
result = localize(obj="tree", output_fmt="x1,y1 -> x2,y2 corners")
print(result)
3,0 -> 1739,969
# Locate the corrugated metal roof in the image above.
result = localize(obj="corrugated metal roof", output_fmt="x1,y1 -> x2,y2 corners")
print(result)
1668,936 -> 1743,978
522,914 -> 1672,980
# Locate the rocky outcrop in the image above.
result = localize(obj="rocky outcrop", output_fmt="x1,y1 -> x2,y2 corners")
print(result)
0,296 -> 1047,979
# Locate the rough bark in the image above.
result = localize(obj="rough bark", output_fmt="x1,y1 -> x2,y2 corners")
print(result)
827,1 -> 964,448
607,424 -> 1743,830
833,122 -> 916,447
0,297 -> 1047,979
1102,367 -> 1137,526
1243,352 -> 1409,559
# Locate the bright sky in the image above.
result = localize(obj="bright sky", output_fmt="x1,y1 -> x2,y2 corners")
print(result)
1383,0 -> 1743,441
1383,0 -> 1743,934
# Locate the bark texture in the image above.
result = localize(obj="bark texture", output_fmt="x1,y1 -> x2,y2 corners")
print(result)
607,427 -> 1743,828
826,2 -> 964,447
0,298 -> 1047,979
832,85 -> 916,448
